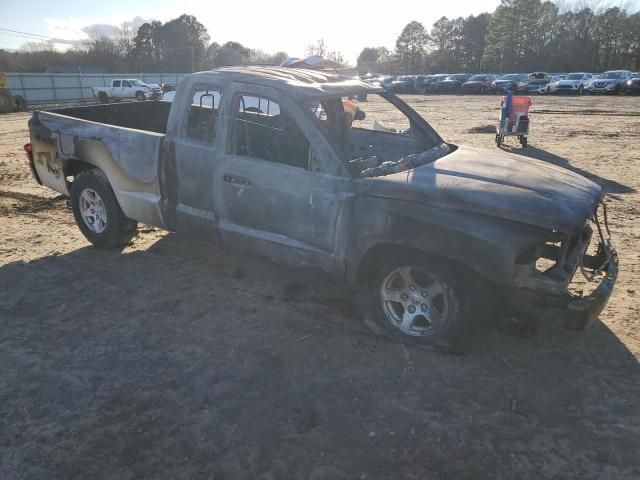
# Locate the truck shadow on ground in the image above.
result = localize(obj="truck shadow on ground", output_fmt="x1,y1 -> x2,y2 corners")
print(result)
501,144 -> 635,194
1,233 -> 639,479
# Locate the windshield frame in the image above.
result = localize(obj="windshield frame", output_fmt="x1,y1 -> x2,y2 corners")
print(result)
303,91 -> 446,178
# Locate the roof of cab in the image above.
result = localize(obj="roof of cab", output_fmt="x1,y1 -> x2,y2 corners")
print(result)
189,66 -> 382,100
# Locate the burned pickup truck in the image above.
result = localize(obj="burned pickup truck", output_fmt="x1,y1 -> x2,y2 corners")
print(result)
25,67 -> 617,350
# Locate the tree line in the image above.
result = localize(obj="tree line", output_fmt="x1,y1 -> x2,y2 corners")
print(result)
1,1 -> 638,75
0,15 -> 289,73
359,0 -> 640,74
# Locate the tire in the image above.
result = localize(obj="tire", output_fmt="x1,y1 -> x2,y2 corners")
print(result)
0,88 -> 13,114
135,91 -> 145,101
13,95 -> 27,112
520,136 -> 527,148
70,169 -> 137,248
98,91 -> 109,103
356,252 -> 473,353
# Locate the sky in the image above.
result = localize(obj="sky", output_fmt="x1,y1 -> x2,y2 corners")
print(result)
0,0 -> 638,65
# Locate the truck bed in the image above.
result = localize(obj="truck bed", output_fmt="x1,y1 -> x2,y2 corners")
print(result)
29,101 -> 169,228
46,101 -> 172,134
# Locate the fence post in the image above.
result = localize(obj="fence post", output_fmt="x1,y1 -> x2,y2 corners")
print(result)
50,75 -> 57,101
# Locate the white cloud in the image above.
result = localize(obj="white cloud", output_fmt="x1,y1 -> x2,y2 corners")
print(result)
44,15 -> 153,44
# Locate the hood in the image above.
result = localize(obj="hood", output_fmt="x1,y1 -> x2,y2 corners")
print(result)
360,145 -> 602,233
558,79 -> 580,85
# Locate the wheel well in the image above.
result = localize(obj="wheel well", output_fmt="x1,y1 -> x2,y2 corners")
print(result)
64,158 -> 96,180
356,243 -> 435,285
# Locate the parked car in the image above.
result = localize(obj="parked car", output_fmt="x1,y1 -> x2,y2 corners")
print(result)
526,72 -> 551,94
24,67 -> 618,350
587,70 -> 632,94
554,72 -> 593,94
387,75 -> 419,93
492,74 -> 529,93
625,73 -> 640,95
93,79 -> 161,102
546,74 -> 567,93
379,75 -> 397,91
426,74 -> 449,93
414,75 -> 434,94
430,74 -> 472,93
461,74 -> 498,94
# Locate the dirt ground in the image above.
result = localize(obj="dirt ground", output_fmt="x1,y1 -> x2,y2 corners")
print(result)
1,94 -> 639,479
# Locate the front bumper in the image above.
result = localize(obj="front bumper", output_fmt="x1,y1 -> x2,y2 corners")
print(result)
564,251 -> 617,329
507,205 -> 618,329
588,83 -> 619,93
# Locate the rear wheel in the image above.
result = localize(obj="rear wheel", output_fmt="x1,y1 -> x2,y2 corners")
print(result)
0,88 -> 13,114
70,169 -> 137,248
98,91 -> 108,103
356,253 -> 473,352
13,95 -> 27,112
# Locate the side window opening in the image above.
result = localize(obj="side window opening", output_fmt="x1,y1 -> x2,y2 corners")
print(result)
113,80 -> 121,87
123,80 -> 132,88
186,88 -> 223,142
231,94 -> 309,170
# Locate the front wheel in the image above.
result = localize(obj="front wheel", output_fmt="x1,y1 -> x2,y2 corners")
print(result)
357,254 -> 472,352
70,169 -> 137,248
135,91 -> 146,101
577,86 -> 584,95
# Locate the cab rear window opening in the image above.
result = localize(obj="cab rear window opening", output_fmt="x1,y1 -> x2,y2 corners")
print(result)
186,88 -> 222,142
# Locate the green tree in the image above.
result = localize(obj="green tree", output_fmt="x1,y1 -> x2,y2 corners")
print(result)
395,21 -> 429,74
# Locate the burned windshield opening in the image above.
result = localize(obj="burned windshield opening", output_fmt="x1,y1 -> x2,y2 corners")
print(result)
306,92 -> 447,178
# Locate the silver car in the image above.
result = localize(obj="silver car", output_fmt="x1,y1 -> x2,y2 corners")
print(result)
555,73 -> 593,94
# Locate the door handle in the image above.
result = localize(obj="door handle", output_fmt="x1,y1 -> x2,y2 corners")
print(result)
223,174 -> 251,187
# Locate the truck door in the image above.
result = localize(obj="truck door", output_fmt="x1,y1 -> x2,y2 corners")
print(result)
214,86 -> 350,268
166,82 -> 223,232
121,80 -> 133,98
111,80 -> 121,98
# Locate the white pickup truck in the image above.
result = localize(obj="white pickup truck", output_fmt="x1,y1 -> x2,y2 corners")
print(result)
93,79 -> 161,102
